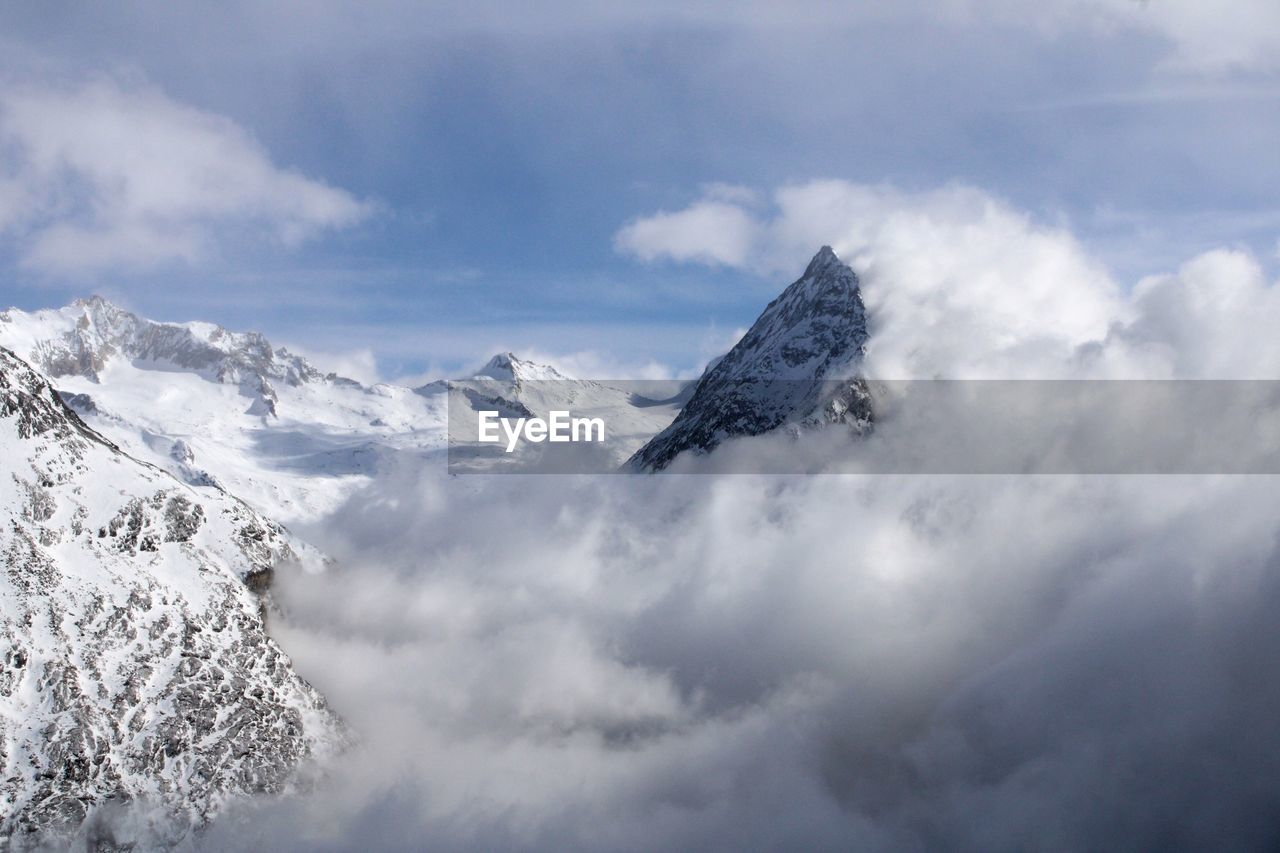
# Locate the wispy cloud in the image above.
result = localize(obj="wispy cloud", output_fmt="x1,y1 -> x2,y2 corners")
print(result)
614,199 -> 763,269
0,76 -> 373,276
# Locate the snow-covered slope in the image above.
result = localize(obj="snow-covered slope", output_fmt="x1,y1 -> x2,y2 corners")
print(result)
0,296 -> 683,497
0,347 -> 343,844
629,246 -> 873,471
0,299 -> 447,525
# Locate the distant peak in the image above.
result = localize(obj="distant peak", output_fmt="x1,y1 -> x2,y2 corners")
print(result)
73,294 -> 119,310
70,295 -> 136,327
474,351 -> 569,381
485,352 -> 518,369
803,245 -> 843,277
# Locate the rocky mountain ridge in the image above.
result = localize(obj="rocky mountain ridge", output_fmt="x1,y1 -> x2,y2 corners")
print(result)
0,296 -> 354,420
0,346 -> 344,846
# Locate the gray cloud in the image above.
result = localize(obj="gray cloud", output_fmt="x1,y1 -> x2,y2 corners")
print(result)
5,3 -> 1277,845
139,456 -> 1280,851
10,1 -> 1277,73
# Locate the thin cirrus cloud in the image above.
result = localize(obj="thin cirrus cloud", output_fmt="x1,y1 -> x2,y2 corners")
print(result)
48,1 -> 1277,74
0,77 -> 373,276
1022,0 -> 1280,74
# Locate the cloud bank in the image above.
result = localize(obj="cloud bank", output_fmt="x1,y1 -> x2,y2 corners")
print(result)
175,464 -> 1280,852
0,77 -> 372,275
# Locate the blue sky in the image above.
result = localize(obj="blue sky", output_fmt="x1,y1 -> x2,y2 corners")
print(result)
1,1 -> 1278,379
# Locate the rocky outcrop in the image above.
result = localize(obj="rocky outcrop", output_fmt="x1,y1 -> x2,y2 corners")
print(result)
0,348 -> 344,846
629,247 -> 873,471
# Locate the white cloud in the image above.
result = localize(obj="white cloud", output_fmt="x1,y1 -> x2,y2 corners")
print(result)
1099,249 -> 1280,378
615,181 -> 1127,378
614,199 -> 762,268
616,179 -> 1280,379
0,77 -> 372,275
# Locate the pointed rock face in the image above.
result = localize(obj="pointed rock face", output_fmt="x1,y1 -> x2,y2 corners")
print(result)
0,347 -> 344,842
628,247 -> 872,471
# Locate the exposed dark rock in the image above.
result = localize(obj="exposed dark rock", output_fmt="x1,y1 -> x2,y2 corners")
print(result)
629,247 -> 873,471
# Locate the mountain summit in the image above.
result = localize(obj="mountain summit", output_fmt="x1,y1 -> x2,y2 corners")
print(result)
473,352 -> 570,383
628,246 -> 872,471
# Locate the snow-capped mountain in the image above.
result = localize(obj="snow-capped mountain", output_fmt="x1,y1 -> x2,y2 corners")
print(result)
0,295 -> 325,416
0,299 -> 448,525
629,246 -> 873,471
0,347 -> 343,844
472,351 -> 572,383
0,295 -> 685,502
